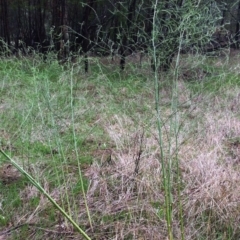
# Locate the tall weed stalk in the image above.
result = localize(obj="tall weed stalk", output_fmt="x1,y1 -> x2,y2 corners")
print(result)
152,0 -> 173,239
0,149 -> 91,240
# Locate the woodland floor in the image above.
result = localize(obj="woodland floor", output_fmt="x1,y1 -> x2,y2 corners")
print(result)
0,50 -> 240,239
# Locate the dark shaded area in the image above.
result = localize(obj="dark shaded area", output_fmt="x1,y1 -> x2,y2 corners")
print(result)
0,0 -> 239,72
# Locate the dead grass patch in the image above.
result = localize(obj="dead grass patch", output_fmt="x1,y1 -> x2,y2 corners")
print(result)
82,82 -> 240,239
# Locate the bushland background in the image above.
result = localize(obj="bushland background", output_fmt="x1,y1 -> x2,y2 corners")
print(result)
1,1 -> 240,239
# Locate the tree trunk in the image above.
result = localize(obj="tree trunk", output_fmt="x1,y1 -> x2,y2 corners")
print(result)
0,0 -> 10,54
235,1 -> 240,49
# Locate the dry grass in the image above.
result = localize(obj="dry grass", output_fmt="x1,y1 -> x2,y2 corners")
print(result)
80,80 -> 240,239
1,52 -> 240,239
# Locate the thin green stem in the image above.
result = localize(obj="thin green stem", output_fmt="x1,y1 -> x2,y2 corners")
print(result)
152,0 -> 173,239
0,149 -> 92,240
70,66 -> 93,230
174,32 -> 185,240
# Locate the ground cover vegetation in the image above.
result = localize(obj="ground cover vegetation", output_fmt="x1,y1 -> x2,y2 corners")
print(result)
1,0 -> 240,240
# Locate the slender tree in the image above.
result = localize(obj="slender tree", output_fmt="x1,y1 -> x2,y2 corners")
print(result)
0,0 -> 10,53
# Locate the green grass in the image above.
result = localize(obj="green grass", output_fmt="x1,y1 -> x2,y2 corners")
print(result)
0,53 -> 240,239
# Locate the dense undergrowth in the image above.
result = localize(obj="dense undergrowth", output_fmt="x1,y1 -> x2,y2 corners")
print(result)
0,51 -> 240,239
